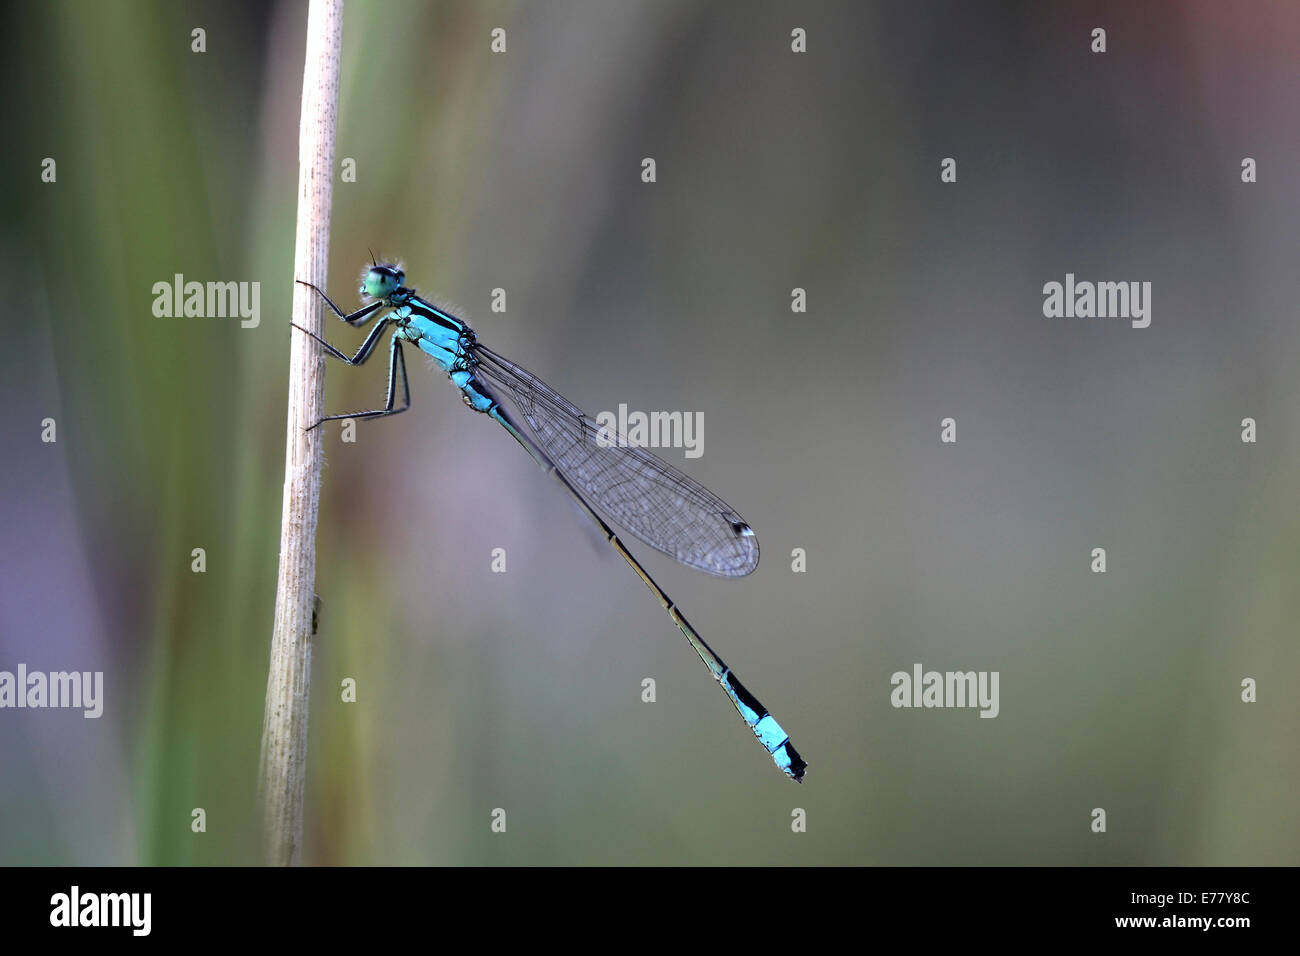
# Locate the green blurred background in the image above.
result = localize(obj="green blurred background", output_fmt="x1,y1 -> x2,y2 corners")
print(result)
1,0 -> 1297,864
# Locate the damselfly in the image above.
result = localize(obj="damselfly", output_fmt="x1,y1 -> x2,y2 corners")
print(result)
292,260 -> 807,782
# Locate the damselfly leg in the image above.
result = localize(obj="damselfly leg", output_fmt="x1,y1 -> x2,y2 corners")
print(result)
296,279 -> 385,326
307,333 -> 410,430
291,283 -> 408,429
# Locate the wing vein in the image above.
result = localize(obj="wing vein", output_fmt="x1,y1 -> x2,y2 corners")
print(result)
473,344 -> 759,577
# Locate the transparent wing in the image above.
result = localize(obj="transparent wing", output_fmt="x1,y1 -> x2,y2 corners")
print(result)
472,344 -> 759,577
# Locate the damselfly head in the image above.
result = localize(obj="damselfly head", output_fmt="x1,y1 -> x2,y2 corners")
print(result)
359,262 -> 405,301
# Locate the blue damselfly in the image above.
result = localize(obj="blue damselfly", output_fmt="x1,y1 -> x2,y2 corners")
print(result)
293,261 -> 806,781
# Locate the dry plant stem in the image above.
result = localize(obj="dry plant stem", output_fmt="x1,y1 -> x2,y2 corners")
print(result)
259,0 -> 342,866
